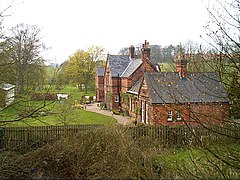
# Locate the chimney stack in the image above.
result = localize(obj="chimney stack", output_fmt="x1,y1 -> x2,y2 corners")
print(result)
176,48 -> 187,78
129,45 -> 135,59
141,40 -> 151,60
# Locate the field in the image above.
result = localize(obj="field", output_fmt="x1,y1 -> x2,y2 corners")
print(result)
0,86 -> 116,127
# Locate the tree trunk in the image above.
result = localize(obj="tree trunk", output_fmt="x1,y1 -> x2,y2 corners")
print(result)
84,83 -> 88,94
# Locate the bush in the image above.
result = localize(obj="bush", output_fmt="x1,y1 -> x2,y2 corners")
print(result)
0,126 -> 159,179
100,102 -> 107,110
30,93 -> 57,101
112,109 -> 120,115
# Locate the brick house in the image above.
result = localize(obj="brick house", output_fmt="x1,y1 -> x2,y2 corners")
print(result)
101,40 -> 158,110
96,41 -> 230,125
128,51 -> 230,125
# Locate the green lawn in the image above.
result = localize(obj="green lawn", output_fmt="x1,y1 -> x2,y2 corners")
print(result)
0,86 -> 116,127
4,108 -> 116,127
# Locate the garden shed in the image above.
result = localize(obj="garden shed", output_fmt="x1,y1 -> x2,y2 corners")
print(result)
0,83 -> 15,107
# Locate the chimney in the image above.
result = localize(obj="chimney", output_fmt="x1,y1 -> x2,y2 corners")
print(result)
176,47 -> 187,78
129,45 -> 135,59
141,40 -> 151,60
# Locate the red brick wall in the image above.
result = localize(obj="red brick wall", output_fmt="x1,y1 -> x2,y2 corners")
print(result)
111,77 -> 121,110
104,63 -> 111,108
96,76 -> 104,102
149,103 -> 230,126
190,103 -> 230,124
121,78 -> 128,92
150,104 -> 190,125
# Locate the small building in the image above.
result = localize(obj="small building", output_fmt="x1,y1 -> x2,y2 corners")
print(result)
0,83 -> 15,107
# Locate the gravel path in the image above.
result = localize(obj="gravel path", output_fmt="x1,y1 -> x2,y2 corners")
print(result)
85,103 -> 131,125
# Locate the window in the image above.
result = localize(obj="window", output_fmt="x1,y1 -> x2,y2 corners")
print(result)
176,111 -> 182,121
167,111 -> 173,121
115,96 -> 119,102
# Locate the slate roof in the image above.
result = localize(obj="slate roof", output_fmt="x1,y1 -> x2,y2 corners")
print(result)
144,72 -> 229,104
108,55 -> 130,77
121,59 -> 142,77
127,78 -> 143,95
97,67 -> 105,76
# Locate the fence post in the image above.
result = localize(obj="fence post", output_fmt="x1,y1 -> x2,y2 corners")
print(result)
0,127 -> 5,148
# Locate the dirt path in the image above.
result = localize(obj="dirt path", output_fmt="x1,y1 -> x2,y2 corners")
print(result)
85,103 -> 131,125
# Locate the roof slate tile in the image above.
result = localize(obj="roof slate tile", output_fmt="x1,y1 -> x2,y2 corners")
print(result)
145,72 -> 229,104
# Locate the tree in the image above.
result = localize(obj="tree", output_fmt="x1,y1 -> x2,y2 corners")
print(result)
168,0 -> 240,178
88,45 -> 106,62
2,23 -> 46,94
0,2 -> 13,83
63,46 -> 105,93
88,45 -> 106,69
65,50 -> 96,93
0,1 -> 12,38
202,0 -> 240,118
0,22 -> 53,124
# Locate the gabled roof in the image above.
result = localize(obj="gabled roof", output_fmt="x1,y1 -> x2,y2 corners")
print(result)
0,83 -> 15,91
97,67 -> 105,77
127,78 -> 143,95
108,55 -> 130,77
121,59 -> 142,77
145,72 -> 229,104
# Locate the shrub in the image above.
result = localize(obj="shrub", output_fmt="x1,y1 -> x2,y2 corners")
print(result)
100,102 -> 107,110
0,126 -> 159,179
112,109 -> 120,115
30,93 -> 57,101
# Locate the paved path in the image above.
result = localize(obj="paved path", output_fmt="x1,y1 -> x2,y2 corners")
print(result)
85,103 -> 131,125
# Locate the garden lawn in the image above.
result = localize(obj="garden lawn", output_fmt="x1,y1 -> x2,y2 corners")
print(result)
0,86 -> 114,127
4,108 -> 116,127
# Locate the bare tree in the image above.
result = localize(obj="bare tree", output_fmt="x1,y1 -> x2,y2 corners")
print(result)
3,23 -> 46,94
166,0 -> 240,178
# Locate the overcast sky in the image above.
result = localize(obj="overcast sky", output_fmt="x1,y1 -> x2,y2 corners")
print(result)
1,0 -> 209,64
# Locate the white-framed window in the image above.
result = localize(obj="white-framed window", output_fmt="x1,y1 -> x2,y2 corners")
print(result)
167,111 -> 173,121
115,95 -> 119,102
176,111 -> 182,121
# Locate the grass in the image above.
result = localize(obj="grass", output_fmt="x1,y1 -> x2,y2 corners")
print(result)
0,85 -> 116,127
157,143 -> 240,179
160,63 -> 175,72
38,85 -> 95,101
4,109 -> 116,127
157,147 -> 203,169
